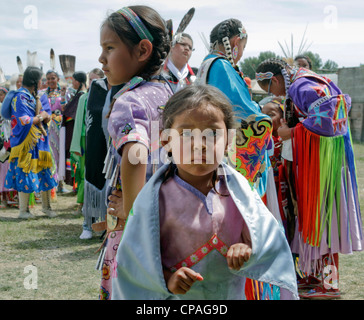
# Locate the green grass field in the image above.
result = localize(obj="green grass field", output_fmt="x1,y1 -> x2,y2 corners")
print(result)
0,143 -> 363,300
0,193 -> 102,300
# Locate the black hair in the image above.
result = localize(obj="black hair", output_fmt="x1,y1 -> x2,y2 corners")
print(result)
102,5 -> 171,81
210,19 -> 243,45
46,70 -> 59,78
255,58 -> 288,87
294,55 -> 313,69
209,18 -> 245,67
162,84 -> 235,131
72,71 -> 87,96
22,66 -> 43,98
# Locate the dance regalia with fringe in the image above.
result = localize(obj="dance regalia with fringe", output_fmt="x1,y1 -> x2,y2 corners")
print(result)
4,88 -> 56,193
80,78 -> 110,228
111,163 -> 298,300
70,92 -> 88,204
98,77 -> 173,300
0,110 -> 17,207
62,90 -> 86,187
287,68 -> 363,274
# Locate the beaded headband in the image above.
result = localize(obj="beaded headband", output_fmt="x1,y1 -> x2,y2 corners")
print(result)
271,98 -> 285,112
0,86 -> 8,94
117,7 -> 154,42
255,71 -> 274,82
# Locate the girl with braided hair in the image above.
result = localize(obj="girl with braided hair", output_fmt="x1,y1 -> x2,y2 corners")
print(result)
197,19 -> 275,208
97,5 -> 173,300
256,58 -> 363,299
197,20 -> 281,300
2,66 -> 57,218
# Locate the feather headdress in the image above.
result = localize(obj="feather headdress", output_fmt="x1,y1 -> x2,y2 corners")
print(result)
59,54 -> 76,83
171,8 -> 195,46
50,48 -> 56,71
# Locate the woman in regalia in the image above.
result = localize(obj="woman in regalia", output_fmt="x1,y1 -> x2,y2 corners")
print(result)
3,66 -> 57,218
256,58 -> 363,299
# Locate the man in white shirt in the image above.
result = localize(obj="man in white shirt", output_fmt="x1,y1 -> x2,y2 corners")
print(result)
162,33 -> 196,92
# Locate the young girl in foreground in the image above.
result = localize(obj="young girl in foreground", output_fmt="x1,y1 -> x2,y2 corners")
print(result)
112,85 -> 298,300
97,5 -> 173,300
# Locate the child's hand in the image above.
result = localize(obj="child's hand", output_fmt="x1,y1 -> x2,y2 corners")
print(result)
107,190 -> 125,220
165,267 -> 203,295
40,111 -> 51,123
277,119 -> 291,141
226,243 -> 252,270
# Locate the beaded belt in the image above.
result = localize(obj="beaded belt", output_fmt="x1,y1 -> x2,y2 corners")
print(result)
170,234 -> 229,272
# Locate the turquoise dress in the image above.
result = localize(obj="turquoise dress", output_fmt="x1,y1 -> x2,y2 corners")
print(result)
4,88 -> 57,193
197,53 -> 272,198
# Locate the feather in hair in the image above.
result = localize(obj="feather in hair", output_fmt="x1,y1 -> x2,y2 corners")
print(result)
176,7 -> 195,34
17,56 -> 24,74
59,54 -> 76,82
0,67 -> 6,84
50,48 -> 56,71
27,50 -> 39,68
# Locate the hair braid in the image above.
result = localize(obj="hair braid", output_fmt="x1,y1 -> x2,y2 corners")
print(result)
33,81 -> 39,99
210,19 -> 243,67
104,6 -> 171,81
256,58 -> 289,85
218,21 -> 234,65
139,20 -> 171,80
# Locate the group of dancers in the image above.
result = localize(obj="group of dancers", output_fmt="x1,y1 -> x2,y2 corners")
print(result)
0,5 -> 362,300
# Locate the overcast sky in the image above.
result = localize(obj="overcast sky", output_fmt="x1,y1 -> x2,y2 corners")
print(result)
1,0 -> 363,76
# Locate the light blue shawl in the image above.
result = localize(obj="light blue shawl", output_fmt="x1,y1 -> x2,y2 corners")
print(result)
112,163 -> 298,300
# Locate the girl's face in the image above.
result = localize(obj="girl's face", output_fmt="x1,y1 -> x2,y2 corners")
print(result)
262,102 -> 283,136
46,73 -> 59,90
0,91 -> 6,103
165,104 -> 228,187
99,24 -> 141,86
72,77 -> 80,90
295,58 -> 310,69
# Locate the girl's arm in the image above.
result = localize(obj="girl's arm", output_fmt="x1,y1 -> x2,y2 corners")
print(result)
226,217 -> 253,270
120,142 -> 148,219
